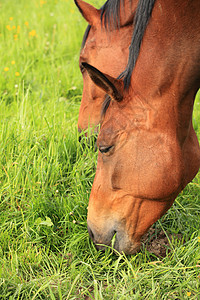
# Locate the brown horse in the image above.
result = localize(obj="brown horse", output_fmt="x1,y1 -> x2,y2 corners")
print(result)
82,0 -> 200,254
75,0 -> 138,133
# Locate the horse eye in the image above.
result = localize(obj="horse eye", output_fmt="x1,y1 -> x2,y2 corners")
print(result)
99,145 -> 114,154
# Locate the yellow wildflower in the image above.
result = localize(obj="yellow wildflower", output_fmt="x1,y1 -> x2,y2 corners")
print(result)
4,67 -> 9,72
6,25 -> 12,31
29,30 -> 36,37
25,21 -> 29,27
9,17 -> 13,21
32,30 -> 36,36
187,292 -> 191,297
17,25 -> 20,33
15,72 -> 20,77
40,0 -> 46,7
11,61 -> 15,65
198,236 -> 200,242
14,34 -> 18,39
12,25 -> 16,30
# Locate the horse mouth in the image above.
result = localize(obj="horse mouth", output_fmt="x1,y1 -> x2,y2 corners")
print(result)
90,229 -> 140,254
94,230 -> 117,252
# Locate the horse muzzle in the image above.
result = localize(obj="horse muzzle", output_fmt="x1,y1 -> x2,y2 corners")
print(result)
87,220 -> 140,254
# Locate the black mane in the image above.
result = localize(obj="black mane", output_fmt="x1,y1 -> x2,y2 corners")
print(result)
101,0 -> 126,30
122,0 -> 156,88
100,0 -> 156,117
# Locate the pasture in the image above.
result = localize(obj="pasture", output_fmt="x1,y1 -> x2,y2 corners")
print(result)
0,0 -> 200,298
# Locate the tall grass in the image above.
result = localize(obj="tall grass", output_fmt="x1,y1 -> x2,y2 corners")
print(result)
0,0 -> 200,299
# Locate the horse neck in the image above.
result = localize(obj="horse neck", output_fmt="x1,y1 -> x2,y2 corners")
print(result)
130,0 -> 200,142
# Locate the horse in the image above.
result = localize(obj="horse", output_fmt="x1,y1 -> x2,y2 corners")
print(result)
75,0 -> 138,134
81,0 -> 200,254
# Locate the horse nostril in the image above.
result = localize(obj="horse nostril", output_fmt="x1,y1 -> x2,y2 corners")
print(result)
87,224 -> 94,241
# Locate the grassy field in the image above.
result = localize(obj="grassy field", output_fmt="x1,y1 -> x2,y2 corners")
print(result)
0,0 -> 200,299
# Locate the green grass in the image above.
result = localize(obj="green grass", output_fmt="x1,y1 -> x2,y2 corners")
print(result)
0,0 -> 200,299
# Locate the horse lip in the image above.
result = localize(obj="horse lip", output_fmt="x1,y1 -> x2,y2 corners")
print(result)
94,229 -> 117,251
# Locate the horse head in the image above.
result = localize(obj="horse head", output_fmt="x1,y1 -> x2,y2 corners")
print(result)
82,58 -> 200,254
78,0 -> 200,254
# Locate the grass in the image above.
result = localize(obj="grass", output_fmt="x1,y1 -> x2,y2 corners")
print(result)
0,0 -> 200,299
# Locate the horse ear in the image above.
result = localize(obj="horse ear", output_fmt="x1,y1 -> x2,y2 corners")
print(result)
74,0 -> 101,26
81,63 -> 123,102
